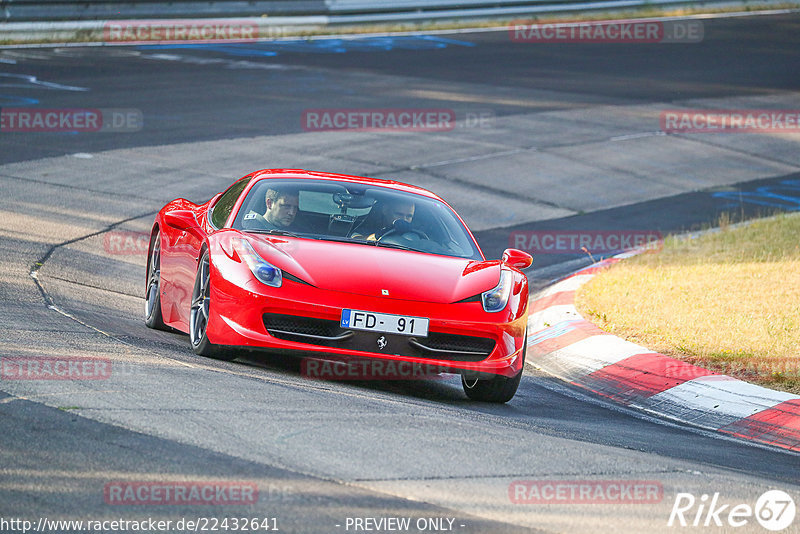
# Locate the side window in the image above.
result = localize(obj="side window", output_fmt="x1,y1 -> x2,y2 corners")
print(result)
210,177 -> 252,229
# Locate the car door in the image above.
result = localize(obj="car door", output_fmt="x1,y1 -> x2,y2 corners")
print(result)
165,177 -> 252,330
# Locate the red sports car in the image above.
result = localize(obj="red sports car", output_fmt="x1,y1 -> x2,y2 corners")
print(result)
145,169 -> 532,402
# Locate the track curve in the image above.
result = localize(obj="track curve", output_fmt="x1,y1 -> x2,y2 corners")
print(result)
2,12 -> 800,533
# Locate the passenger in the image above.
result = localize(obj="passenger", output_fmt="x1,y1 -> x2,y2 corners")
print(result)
351,198 -> 415,241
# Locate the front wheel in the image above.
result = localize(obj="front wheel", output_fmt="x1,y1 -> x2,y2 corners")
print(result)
189,251 -> 235,361
461,332 -> 526,403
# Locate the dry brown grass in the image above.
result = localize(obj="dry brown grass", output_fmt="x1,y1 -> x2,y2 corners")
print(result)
576,213 -> 800,393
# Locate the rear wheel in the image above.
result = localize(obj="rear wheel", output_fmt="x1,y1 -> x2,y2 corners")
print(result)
189,251 -> 236,361
144,230 -> 168,331
461,331 -> 526,403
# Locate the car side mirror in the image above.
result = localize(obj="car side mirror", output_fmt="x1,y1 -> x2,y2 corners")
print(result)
502,248 -> 533,269
164,210 -> 199,232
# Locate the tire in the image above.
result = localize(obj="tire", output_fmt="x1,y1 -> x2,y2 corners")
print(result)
189,251 -> 236,361
144,230 -> 169,331
461,331 -> 526,403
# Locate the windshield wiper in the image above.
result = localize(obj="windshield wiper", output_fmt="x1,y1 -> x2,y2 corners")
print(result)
374,241 -> 415,251
246,229 -> 300,238
245,230 -> 417,251
308,236 -> 361,243
308,236 -> 412,250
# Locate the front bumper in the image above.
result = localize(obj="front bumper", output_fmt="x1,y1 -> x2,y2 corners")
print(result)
205,257 -> 528,378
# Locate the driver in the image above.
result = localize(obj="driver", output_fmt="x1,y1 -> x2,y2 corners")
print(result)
243,187 -> 299,231
352,198 -> 415,241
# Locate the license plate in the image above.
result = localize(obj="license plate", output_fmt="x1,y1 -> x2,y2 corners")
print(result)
341,309 -> 428,337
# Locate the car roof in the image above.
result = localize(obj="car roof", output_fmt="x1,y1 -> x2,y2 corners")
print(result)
249,169 -> 442,201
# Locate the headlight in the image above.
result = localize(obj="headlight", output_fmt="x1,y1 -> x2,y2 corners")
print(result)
233,238 -> 282,288
481,270 -> 512,313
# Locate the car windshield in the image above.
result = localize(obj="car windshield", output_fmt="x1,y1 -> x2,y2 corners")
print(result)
230,179 -> 482,260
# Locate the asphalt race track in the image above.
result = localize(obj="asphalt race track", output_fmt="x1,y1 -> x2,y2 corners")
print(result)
1,11 -> 800,534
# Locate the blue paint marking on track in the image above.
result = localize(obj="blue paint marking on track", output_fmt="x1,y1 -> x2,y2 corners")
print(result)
415,35 -> 478,46
712,179 -> 800,211
138,35 -> 475,57
0,95 -> 40,105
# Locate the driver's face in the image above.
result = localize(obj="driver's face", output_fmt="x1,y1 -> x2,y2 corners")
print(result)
266,194 -> 299,227
385,202 -> 415,225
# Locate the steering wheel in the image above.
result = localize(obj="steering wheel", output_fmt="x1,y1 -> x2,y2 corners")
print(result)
376,225 -> 429,243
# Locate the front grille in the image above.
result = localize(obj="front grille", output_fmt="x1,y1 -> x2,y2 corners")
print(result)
263,314 -> 349,346
263,313 -> 495,362
411,332 -> 496,359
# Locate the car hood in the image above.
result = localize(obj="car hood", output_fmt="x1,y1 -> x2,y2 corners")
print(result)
250,235 -> 499,303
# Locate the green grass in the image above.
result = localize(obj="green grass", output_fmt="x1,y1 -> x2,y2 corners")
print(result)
576,213 -> 800,393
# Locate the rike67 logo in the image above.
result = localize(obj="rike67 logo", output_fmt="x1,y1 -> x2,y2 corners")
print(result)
668,490 -> 795,531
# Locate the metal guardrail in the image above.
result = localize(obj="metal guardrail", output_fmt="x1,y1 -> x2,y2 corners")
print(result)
1,1 -> 328,21
0,0 -> 751,22
0,0 -> 792,43
325,0 -> 575,13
